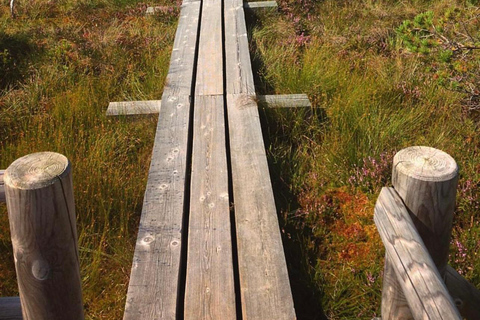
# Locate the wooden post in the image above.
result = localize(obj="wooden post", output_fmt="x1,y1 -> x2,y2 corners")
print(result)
382,146 -> 458,319
4,152 -> 84,320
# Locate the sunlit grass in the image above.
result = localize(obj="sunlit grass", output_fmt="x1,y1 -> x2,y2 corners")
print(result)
254,0 -> 480,318
0,1 -> 177,318
1,0 -> 480,319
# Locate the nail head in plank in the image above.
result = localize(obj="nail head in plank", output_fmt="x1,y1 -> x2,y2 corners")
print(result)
374,187 -> 461,320
0,297 -> 22,320
107,101 -> 161,116
227,94 -> 296,320
185,95 -> 236,320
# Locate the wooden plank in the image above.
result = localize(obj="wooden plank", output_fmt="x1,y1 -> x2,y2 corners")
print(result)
123,1 -> 200,318
0,170 -> 5,203
226,94 -> 296,320
0,297 -> 22,320
195,0 -> 223,96
184,95 -> 236,319
243,1 -> 278,10
444,265 -> 480,320
105,94 -> 310,116
106,101 -> 161,116
258,94 -> 311,108
224,0 -> 256,95
225,0 -> 295,318
374,187 -> 461,320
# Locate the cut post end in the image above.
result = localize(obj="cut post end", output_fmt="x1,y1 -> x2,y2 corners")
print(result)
393,146 -> 458,182
4,152 -> 70,190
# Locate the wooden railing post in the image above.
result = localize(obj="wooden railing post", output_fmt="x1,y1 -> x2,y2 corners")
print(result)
382,146 -> 458,319
4,152 -> 84,320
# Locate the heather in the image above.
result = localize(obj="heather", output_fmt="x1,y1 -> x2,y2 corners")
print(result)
1,0 -> 480,319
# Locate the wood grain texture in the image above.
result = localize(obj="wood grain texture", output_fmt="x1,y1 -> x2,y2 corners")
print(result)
195,0 -> 223,96
393,146 -> 458,269
374,187 -> 461,320
107,101 -> 161,116
224,0 -> 256,95
0,170 -> 5,203
4,152 -> 84,320
123,1 -> 200,319
444,265 -> 480,320
381,146 -> 458,320
226,94 -> 296,320
258,94 -> 311,108
185,95 -> 236,320
0,297 -> 22,320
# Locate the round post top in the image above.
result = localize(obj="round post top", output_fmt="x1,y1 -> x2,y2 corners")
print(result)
5,152 -> 71,190
393,146 -> 458,182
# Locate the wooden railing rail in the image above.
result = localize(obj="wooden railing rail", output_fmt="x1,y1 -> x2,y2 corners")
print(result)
375,146 -> 480,320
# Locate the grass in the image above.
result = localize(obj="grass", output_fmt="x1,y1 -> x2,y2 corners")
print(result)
252,0 -> 480,318
0,0 -> 178,318
1,0 -> 480,319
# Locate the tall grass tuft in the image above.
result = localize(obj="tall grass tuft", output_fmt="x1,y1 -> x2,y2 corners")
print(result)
0,1 -> 178,318
253,0 -> 480,318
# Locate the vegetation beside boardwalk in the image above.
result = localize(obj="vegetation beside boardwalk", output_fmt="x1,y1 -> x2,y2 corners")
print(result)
253,0 -> 480,318
1,0 -> 479,319
0,0 -> 178,318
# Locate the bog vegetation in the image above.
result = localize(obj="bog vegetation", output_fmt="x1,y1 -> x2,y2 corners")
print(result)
1,0 -> 479,319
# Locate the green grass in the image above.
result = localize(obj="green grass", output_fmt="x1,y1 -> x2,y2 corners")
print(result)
1,0 -> 480,319
0,1 -> 177,318
253,0 -> 480,318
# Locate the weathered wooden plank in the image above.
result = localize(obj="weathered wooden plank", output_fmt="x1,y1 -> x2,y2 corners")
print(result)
0,297 -> 22,320
123,0 -> 200,318
243,1 -> 278,10
374,187 -> 461,320
195,0 -> 223,96
226,94 -> 296,320
224,0 -> 256,95
258,94 -> 311,108
106,95 -> 310,116
444,265 -> 480,320
0,170 -> 5,203
106,101 -> 161,116
243,1 -> 277,10
184,95 -> 236,319
224,1 -> 295,318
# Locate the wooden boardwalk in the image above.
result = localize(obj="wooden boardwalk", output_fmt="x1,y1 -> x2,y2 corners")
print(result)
123,0 -> 296,319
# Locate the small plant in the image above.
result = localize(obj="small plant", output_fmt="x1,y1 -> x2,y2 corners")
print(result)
396,11 -> 436,54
